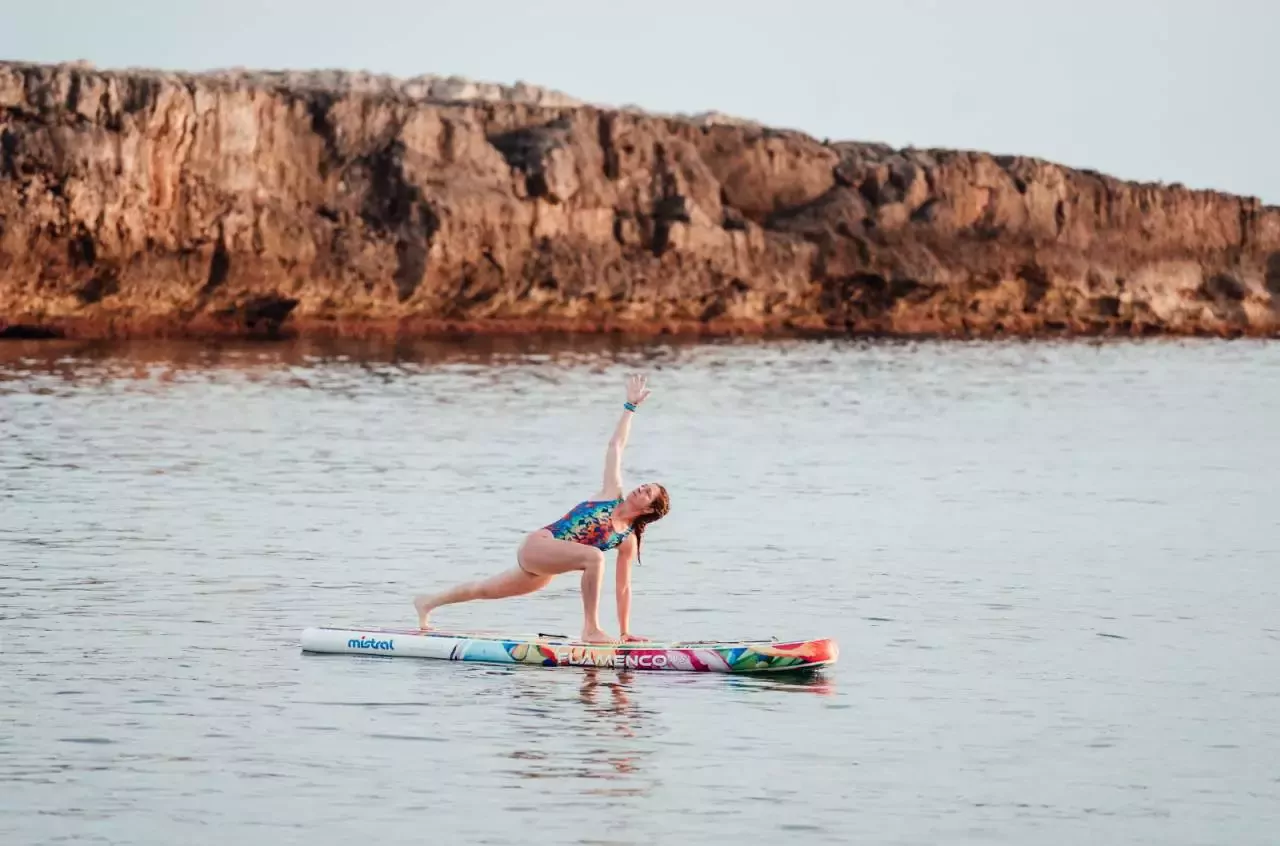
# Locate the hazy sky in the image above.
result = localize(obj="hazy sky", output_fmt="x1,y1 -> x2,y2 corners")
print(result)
3,0 -> 1276,202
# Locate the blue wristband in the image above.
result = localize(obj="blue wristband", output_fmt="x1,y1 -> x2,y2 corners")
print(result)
624,402 -> 637,412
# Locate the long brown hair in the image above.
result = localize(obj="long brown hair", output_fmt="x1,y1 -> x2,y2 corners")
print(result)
631,484 -> 669,565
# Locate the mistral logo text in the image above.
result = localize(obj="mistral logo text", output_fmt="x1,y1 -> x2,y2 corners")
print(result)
348,636 -> 395,651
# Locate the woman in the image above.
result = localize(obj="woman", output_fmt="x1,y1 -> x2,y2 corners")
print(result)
412,373 -> 671,644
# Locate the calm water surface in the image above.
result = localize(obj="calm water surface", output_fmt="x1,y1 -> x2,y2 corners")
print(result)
1,336 -> 1277,845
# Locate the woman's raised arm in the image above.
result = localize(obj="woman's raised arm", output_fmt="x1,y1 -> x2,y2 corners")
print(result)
599,374 -> 650,498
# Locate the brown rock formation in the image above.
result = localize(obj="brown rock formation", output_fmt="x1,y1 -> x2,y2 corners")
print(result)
2,60 -> 1278,340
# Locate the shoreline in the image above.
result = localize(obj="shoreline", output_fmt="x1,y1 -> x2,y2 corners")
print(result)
2,60 -> 1279,343
3,313 -> 1273,344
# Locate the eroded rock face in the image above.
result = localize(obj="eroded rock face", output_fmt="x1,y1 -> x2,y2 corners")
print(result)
1,60 -> 1277,339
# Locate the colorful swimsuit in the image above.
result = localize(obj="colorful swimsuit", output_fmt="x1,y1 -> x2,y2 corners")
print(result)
543,498 -> 632,551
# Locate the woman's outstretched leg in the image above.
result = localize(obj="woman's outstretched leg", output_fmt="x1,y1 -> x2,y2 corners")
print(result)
413,531 -> 617,642
413,566 -> 550,629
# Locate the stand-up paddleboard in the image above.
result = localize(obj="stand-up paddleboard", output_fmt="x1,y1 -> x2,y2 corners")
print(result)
299,626 -> 838,673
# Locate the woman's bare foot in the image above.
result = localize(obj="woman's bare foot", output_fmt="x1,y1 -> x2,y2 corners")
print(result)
580,626 -> 618,644
412,595 -> 434,630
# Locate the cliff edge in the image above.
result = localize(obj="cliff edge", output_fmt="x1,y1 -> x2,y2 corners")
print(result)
2,60 -> 1278,340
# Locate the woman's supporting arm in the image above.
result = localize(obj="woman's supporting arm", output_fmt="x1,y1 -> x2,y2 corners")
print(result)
615,534 -> 636,638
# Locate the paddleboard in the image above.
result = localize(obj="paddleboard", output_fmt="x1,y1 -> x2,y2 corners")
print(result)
299,626 -> 838,673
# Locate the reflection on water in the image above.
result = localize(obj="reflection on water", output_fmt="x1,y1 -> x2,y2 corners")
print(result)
498,661 -> 835,797
722,669 -> 836,697
2,336 -> 1279,846
503,669 -> 656,791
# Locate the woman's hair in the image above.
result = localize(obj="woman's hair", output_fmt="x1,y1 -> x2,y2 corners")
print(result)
631,484 -> 670,565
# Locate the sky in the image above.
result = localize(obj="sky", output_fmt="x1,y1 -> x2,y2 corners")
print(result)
3,0 -> 1276,203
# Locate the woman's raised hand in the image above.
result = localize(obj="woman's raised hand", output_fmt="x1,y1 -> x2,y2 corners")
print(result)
625,374 -> 651,407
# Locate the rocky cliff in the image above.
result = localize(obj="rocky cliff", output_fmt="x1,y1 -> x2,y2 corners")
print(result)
2,60 -> 1278,340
